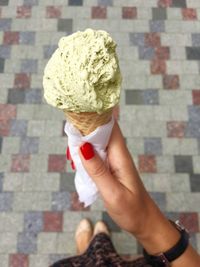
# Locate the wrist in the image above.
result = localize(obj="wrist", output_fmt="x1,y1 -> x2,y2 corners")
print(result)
135,198 -> 181,255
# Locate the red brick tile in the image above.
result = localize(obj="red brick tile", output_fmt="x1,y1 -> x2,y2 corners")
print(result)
0,104 -> 17,120
179,212 -> 199,233
3,32 -> 19,45
182,8 -> 197,20
48,155 -> 66,172
192,90 -> 200,105
43,211 -> 63,232
92,6 -> 107,19
163,75 -> 180,89
138,155 -> 157,173
11,155 -> 30,172
167,121 -> 186,138
46,6 -> 61,18
70,192 -> 90,211
158,0 -> 172,7
150,59 -> 166,74
0,120 -> 11,136
9,254 -> 29,267
145,33 -> 161,47
14,73 -> 31,89
122,7 -> 137,19
16,6 -> 32,18
113,105 -> 120,120
154,46 -> 170,60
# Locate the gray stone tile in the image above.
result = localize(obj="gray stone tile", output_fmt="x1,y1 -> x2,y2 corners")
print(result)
188,106 -> 200,122
143,90 -> 159,105
24,211 -> 43,234
139,46 -> 155,60
19,32 -> 35,45
186,47 -> 200,60
144,137 -> 162,155
25,89 -> 42,104
7,89 -> 25,104
186,107 -> 200,137
43,45 -> 57,59
125,90 -> 144,105
17,232 -> 37,254
0,58 -> 5,73
52,192 -> 71,211
198,139 -> 200,154
60,173 -> 75,192
0,0 -> 9,5
0,19 -> 11,30
190,174 -> 200,192
0,173 -> 3,192
150,20 -> 165,32
164,211 -> 179,221
49,254 -> 69,266
23,0 -> 38,5
102,212 -> 121,232
21,59 -> 38,73
129,33 -> 145,46
0,137 -> 2,154
125,90 -> 158,105
20,137 -> 39,154
152,8 -> 167,20
10,120 -> 27,137
0,192 -> 13,212
137,242 -> 143,254
149,192 -> 166,210
112,232 -> 137,254
171,0 -> 186,7
174,155 -> 193,174
68,0 -> 83,5
191,34 -> 200,47
0,46 -> 11,58
185,121 -> 200,138
189,233 -> 197,250
98,0 -> 113,6
57,19 -> 73,33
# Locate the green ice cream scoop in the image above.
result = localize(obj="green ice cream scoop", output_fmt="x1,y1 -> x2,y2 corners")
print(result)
43,28 -> 122,114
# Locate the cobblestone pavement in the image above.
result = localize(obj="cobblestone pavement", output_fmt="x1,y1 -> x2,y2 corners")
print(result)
0,0 -> 200,266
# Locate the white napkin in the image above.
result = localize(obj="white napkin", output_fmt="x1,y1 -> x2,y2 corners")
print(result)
64,116 -> 115,207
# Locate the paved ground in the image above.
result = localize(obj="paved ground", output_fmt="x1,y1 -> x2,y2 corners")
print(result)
0,0 -> 200,266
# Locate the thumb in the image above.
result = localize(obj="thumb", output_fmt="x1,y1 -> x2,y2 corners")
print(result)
79,142 -> 120,199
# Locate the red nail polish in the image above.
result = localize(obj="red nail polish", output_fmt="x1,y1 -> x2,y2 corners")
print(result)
71,161 -> 75,170
80,142 -> 95,160
66,147 -> 71,160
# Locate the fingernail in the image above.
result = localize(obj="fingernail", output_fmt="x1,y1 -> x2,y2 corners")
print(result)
71,161 -> 75,170
80,142 -> 95,160
66,147 -> 71,160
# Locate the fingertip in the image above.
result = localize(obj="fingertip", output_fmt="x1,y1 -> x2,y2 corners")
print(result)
66,146 -> 72,160
80,142 -> 95,160
71,160 -> 76,170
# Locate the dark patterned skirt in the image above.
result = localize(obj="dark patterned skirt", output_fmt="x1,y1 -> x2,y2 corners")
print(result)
50,233 -> 153,267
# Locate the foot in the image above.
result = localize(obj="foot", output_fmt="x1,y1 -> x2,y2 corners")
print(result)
75,219 -> 93,255
94,221 -> 110,236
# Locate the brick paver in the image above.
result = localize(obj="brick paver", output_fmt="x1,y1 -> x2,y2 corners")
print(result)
0,0 -> 200,266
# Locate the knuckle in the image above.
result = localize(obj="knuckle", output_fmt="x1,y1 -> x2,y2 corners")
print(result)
91,160 -> 107,178
112,191 -> 123,206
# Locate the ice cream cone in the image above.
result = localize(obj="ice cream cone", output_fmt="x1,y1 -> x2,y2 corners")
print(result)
64,108 -> 113,136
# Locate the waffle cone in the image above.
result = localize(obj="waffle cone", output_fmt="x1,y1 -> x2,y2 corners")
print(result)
64,109 -> 113,136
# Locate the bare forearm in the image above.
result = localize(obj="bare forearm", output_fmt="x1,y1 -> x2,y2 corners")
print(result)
135,197 -> 200,267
